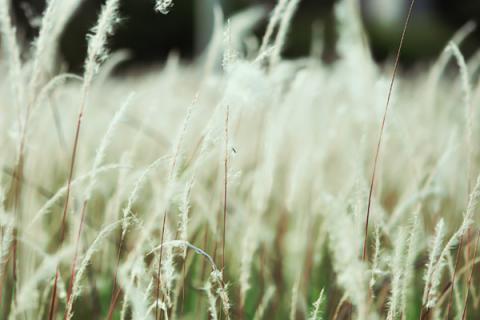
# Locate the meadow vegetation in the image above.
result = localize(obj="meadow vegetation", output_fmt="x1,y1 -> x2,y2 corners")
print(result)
0,0 -> 480,319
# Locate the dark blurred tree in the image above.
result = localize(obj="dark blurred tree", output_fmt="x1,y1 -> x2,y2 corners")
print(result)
9,0 -> 480,71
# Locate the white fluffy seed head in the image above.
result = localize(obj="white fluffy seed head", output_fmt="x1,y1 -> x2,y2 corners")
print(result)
155,0 -> 174,15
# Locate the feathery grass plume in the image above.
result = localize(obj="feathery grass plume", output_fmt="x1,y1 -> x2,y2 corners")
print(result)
425,173 -> 480,308
83,0 -> 120,89
12,245 -> 73,316
117,259 -> 150,320
120,155 -> 170,240
422,219 -> 445,307
28,0 -> 60,101
258,0 -> 289,56
253,286 -> 276,320
155,0 -> 174,15
425,22 -> 476,110
240,219 -> 258,306
362,0 -> 416,261
289,274 -> 300,320
400,210 -> 420,317
49,1 -> 121,317
29,164 -> 128,226
153,94 -> 197,319
309,289 -> 325,320
335,0 -> 371,65
33,74 -> 83,111
84,93 -> 134,201
222,20 -> 236,72
225,6 -> 266,58
386,228 -> 407,320
270,0 -> 301,66
65,220 -> 122,320
177,177 -> 194,250
0,221 -> 13,281
369,223 -> 382,291
205,279 -> 218,320
203,1 -> 224,75
159,227 -> 175,308
326,197 -> 370,320
0,0 -> 24,116
210,270 -> 231,320
221,104 -> 230,271
43,0 -> 82,76
447,42 -> 475,196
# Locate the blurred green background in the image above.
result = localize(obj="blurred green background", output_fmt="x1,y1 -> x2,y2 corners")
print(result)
10,0 -> 480,70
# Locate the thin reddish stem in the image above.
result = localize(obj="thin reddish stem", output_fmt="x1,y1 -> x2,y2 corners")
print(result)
362,0 -> 416,261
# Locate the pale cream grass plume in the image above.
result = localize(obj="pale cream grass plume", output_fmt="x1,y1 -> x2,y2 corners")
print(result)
121,95 -> 196,257
467,46 -> 480,73
309,20 -> 323,59
0,0 -> 25,124
308,289 -> 325,320
118,259 -> 151,320
385,134 -> 456,231
167,93 -> 198,183
226,6 -> 266,57
210,269 -> 231,320
30,163 -> 130,226
101,152 -> 130,243
143,241 -> 221,318
205,279 -> 218,320
425,21 -> 475,111
427,21 -> 475,88
32,73 -> 83,113
155,0 -> 174,15
0,211 -> 14,228
325,196 -> 370,320
124,98 -> 214,268
400,209 -> 421,318
388,186 -> 444,232
386,228 -> 407,320
83,0 -> 121,89
93,50 -> 132,88
203,1 -> 224,76
335,0 -> 371,66
240,217 -> 259,306
425,173 -> 480,308
289,274 -> 301,320
14,244 -> 73,315
258,0 -> 289,55
270,0 -> 301,66
253,285 -> 276,320
120,155 -> 171,240
177,176 -> 194,254
144,300 -> 167,320
159,227 -> 175,308
28,0 -> 61,101
65,220 -> 123,320
422,219 -> 446,307
44,0 -> 83,75
0,221 -> 13,280
369,223 -> 382,291
222,20 -> 236,72
84,92 -> 135,201
447,42 -> 474,188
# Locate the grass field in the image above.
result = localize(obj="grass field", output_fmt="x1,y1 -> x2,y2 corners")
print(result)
1,0 -> 480,319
